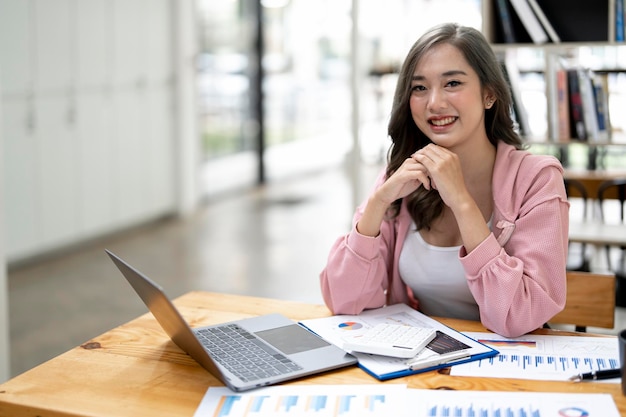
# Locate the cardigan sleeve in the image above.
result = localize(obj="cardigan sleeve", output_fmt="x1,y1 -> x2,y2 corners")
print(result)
460,162 -> 569,338
319,172 -> 399,315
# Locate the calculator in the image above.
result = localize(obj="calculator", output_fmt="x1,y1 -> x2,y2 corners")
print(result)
342,323 -> 437,358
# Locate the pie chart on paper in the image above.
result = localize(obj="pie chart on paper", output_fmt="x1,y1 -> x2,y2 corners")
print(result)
338,321 -> 363,330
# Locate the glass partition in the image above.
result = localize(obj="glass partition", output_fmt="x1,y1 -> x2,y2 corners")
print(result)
196,0 -> 482,196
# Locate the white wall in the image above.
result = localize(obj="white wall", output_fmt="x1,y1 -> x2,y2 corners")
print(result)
0,0 -> 187,263
0,73 -> 9,382
0,0 -> 199,380
174,0 -> 200,216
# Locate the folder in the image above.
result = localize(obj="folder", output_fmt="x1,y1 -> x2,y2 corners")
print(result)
299,304 -> 498,381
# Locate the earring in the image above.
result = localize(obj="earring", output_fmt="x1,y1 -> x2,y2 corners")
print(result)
486,99 -> 494,108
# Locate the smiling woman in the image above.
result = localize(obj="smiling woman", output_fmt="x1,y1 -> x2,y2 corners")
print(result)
320,23 -> 570,339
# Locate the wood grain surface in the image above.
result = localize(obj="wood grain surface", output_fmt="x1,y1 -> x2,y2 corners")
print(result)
0,291 -> 623,417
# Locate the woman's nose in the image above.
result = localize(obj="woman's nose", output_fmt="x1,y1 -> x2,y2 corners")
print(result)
428,89 -> 447,110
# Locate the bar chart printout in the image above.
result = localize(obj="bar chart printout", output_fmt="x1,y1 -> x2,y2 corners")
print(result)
193,384 -> 407,417
193,385 -> 620,417
412,390 -> 619,417
450,332 -> 620,382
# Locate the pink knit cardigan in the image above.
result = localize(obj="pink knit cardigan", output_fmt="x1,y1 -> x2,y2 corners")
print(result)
320,142 -> 569,338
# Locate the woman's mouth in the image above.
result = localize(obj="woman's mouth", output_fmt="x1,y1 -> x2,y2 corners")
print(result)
429,116 -> 457,126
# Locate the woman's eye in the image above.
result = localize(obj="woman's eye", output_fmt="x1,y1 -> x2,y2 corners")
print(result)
446,80 -> 462,87
411,85 -> 426,92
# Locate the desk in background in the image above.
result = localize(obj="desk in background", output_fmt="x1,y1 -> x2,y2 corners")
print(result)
0,292 -> 623,417
565,168 -> 626,271
564,169 -> 626,199
569,221 -> 626,246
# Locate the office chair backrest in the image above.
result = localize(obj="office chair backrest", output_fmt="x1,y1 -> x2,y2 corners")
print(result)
597,178 -> 626,222
549,271 -> 615,332
596,178 -> 626,307
564,178 -> 589,219
564,178 -> 590,272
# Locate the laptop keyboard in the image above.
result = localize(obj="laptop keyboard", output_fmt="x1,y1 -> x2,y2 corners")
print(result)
196,324 -> 303,382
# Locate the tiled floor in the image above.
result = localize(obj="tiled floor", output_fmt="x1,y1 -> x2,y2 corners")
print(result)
7,161 -> 626,378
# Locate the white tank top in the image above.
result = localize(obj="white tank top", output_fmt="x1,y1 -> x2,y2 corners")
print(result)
398,223 -> 480,321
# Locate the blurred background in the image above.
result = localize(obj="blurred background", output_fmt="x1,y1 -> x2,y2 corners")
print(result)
196,0 -> 482,194
1,0 -> 624,381
0,0 -> 483,380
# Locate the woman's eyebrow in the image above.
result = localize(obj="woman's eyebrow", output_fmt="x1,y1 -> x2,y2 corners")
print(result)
442,69 -> 468,77
411,69 -> 468,81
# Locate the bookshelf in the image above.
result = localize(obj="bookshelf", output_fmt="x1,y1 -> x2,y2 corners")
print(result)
482,0 -> 626,169
484,0 -> 620,44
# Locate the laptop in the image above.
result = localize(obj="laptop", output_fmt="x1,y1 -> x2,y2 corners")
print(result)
106,250 -> 357,392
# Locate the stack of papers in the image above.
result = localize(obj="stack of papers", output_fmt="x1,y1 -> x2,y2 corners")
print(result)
194,384 -> 621,416
451,332 -> 620,382
299,304 -> 498,380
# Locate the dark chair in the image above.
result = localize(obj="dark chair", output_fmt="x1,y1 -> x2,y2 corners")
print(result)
597,178 -> 626,306
564,178 -> 590,272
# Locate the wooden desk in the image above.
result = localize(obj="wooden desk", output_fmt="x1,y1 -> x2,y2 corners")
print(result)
564,169 -> 626,199
569,221 -> 626,246
0,292 -> 623,416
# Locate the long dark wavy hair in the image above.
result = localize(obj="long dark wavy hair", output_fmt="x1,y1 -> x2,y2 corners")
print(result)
386,23 -> 524,230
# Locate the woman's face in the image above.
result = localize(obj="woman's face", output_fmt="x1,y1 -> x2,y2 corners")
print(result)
409,43 -> 491,151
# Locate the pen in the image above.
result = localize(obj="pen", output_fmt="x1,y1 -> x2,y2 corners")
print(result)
569,368 -> 621,382
406,350 -> 471,370
408,355 -> 470,370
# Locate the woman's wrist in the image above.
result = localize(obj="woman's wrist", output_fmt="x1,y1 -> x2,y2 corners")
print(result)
356,194 -> 390,237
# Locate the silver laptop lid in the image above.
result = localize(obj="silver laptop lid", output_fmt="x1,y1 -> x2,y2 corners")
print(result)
106,250 -> 230,385
106,249 -> 357,392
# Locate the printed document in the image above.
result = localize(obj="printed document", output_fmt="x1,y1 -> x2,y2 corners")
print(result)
193,384 -> 621,416
450,331 -> 620,382
299,304 -> 497,380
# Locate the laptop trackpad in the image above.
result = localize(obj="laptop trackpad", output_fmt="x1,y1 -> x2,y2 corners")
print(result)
255,324 -> 329,355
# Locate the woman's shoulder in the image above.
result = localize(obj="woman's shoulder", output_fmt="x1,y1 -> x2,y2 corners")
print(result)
493,142 -> 565,213
496,142 -> 563,179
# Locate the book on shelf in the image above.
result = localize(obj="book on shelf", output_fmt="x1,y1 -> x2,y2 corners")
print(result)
508,0 -> 549,44
577,68 -> 600,142
555,68 -> 570,141
564,67 -> 611,143
535,0 -> 609,42
566,68 -> 586,141
493,0 -> 532,43
496,0 -> 610,43
499,55 -> 531,137
493,0 -> 517,43
616,0 -> 625,42
591,72 -> 611,142
526,0 -> 560,43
